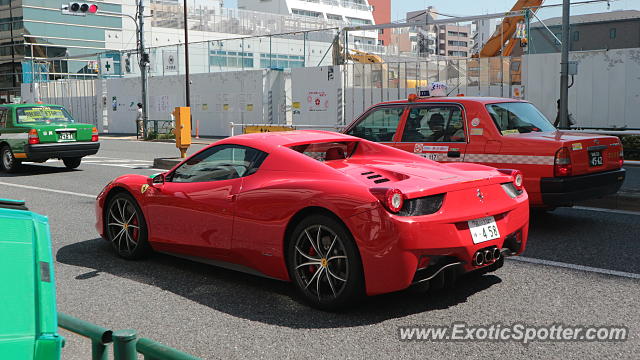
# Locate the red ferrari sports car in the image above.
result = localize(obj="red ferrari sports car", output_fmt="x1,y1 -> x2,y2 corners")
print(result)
96,130 -> 529,309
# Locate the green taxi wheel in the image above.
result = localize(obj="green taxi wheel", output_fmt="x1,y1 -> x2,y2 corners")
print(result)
1,145 -> 21,173
62,157 -> 82,169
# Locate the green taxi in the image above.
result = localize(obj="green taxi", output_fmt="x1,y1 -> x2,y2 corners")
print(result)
0,199 -> 63,359
0,104 -> 100,172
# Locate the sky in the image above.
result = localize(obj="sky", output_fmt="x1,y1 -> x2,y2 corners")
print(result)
223,0 -> 639,22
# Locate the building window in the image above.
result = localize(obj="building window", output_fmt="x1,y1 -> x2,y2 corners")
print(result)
448,50 -> 468,57
448,40 -> 468,47
291,9 -> 322,18
573,31 -> 579,41
610,28 -> 617,39
326,14 -> 342,21
447,31 -> 468,37
347,17 -> 372,25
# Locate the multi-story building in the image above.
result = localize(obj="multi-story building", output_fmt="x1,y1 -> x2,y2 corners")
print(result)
438,24 -> 471,57
237,0 -> 379,50
398,7 -> 471,58
0,0 -> 379,99
368,0 -> 390,45
471,18 -> 498,55
529,10 -> 640,54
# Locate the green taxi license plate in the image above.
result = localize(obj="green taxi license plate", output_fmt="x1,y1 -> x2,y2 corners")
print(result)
58,131 -> 75,141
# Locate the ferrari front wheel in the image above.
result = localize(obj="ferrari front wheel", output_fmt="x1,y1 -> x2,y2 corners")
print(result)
287,214 -> 364,310
105,192 -> 151,260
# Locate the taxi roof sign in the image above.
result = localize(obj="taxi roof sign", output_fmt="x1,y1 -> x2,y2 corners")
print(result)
414,82 -> 448,100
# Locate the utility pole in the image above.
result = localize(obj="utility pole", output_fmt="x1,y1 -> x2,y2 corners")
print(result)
559,0 -> 570,129
183,0 -> 191,107
138,0 -> 149,136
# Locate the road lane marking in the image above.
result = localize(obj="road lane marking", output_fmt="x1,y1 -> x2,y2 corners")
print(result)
509,256 -> 640,280
0,181 -> 95,199
573,206 -> 640,216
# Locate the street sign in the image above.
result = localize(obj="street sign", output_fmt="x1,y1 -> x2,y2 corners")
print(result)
163,51 -> 177,73
100,59 -> 115,75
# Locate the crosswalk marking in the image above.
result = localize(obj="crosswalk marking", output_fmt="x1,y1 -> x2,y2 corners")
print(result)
42,156 -> 162,170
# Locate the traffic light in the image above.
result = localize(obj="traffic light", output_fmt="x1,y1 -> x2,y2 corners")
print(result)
61,3 -> 99,16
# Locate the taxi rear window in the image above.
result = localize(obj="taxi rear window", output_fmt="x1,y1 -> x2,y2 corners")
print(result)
486,102 -> 555,134
16,106 -> 74,124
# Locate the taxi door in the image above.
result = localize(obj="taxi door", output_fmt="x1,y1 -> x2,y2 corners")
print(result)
394,103 -> 468,162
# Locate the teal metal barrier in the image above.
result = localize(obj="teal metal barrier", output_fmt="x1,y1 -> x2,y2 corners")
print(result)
137,338 -> 200,360
58,313 -> 112,360
58,313 -> 201,360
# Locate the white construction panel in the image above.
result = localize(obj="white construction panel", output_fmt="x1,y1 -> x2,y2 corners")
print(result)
291,66 -> 342,128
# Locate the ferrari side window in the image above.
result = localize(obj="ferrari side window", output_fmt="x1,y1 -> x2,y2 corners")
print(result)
170,145 -> 267,183
346,106 -> 404,142
402,105 -> 465,143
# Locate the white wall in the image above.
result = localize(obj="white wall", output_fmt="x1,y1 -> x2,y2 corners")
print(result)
97,69 -> 279,136
523,48 -> 640,128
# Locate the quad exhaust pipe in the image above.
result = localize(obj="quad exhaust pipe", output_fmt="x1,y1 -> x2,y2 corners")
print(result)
473,247 -> 502,266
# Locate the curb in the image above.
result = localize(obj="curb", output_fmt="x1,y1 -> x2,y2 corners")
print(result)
152,157 -> 182,170
624,160 -> 640,167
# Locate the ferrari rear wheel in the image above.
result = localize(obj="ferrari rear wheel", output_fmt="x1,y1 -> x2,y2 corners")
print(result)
288,214 -> 363,310
105,192 -> 151,260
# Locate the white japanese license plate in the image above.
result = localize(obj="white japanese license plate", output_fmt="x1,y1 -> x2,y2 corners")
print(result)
468,216 -> 500,244
58,132 -> 75,141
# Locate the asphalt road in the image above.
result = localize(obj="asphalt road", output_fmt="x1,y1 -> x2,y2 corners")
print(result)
1,138 -> 639,359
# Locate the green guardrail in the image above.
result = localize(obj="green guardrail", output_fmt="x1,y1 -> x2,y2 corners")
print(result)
58,313 -> 200,360
144,120 -> 176,140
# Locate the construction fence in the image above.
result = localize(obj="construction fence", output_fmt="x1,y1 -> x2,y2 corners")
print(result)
21,47 -> 640,136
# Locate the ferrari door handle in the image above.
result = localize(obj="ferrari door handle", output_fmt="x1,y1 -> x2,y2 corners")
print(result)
227,194 -> 237,201
447,150 -> 461,158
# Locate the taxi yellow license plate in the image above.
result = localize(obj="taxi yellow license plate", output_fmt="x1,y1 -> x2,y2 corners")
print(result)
468,216 -> 500,244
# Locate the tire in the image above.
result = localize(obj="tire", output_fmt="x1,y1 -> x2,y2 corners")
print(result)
63,157 -> 82,169
105,192 -> 152,260
287,214 -> 364,310
1,145 -> 21,173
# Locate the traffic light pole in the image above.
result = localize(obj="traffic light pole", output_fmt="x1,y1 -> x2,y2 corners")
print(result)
559,0 -> 570,129
182,0 -> 190,107
138,0 -> 149,137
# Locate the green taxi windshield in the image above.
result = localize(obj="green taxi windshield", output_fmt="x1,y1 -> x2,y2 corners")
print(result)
16,106 -> 75,124
486,102 -> 556,134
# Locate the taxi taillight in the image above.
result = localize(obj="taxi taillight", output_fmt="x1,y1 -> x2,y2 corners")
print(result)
91,127 -> 99,142
619,148 -> 624,168
554,147 -> 572,177
28,129 -> 40,144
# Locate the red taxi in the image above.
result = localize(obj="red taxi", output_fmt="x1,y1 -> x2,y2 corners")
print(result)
343,95 -> 626,208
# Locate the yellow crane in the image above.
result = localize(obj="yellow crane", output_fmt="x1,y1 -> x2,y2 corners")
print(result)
478,0 -> 545,57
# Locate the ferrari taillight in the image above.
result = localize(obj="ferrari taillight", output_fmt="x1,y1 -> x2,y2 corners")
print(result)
554,147 -> 572,177
91,127 -> 99,142
28,129 -> 40,144
370,188 -> 405,213
498,169 -> 524,191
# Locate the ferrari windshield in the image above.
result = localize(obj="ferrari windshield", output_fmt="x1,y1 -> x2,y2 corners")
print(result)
16,106 -> 75,124
486,102 -> 555,134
